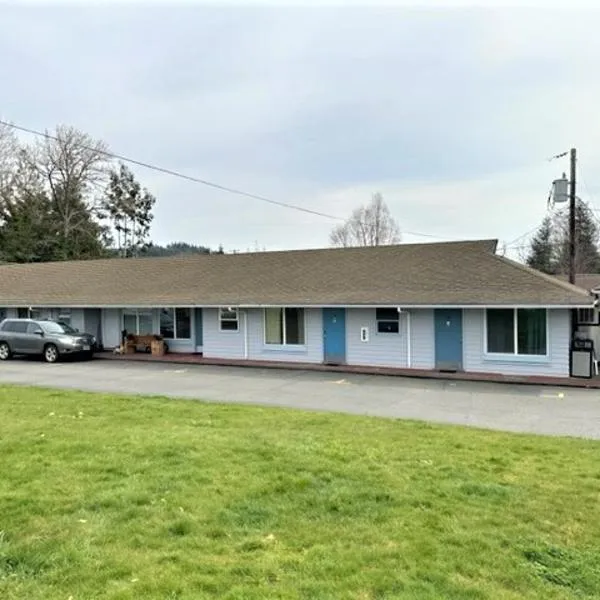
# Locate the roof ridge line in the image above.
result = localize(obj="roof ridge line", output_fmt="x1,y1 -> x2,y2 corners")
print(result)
492,254 -> 592,297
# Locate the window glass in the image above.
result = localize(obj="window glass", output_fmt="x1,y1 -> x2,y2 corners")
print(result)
41,321 -> 76,335
517,309 -> 547,355
58,308 -> 72,326
160,308 -> 175,339
26,322 -> 43,334
486,309 -> 514,353
175,308 -> 191,339
376,308 -> 398,321
138,311 -> 153,335
219,308 -> 239,331
376,307 -> 399,333
264,308 -> 305,345
265,308 -> 283,344
17,308 -> 28,319
12,322 -> 29,333
123,311 -> 137,335
285,308 -> 305,344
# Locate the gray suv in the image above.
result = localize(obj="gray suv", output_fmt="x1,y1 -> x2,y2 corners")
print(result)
0,319 -> 96,363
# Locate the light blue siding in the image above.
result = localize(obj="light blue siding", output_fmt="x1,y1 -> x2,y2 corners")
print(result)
410,310 -> 436,369
202,308 -> 323,363
194,308 -> 203,350
70,309 -> 85,333
101,309 -> 121,348
344,308 -> 434,369
83,309 -> 102,343
202,308 -> 245,359
346,308 -> 407,367
247,308 -> 323,363
462,309 -> 570,377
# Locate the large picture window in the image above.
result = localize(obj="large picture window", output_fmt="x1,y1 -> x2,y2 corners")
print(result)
376,308 -> 399,333
123,309 -> 153,335
486,309 -> 547,356
264,308 -> 305,345
160,308 -> 191,339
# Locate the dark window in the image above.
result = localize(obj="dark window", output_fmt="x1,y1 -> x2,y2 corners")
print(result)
219,308 -> 239,331
486,309 -> 547,356
10,321 -> 29,334
264,308 -> 305,345
376,307 -> 400,334
160,309 -> 175,339
486,309 -> 514,353
17,308 -> 28,319
517,309 -> 547,355
175,308 -> 191,339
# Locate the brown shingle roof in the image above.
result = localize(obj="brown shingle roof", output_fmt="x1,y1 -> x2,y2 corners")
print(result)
556,273 -> 600,292
0,240 -> 592,307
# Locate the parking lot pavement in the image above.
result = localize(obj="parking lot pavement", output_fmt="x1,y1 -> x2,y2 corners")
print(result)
0,359 -> 599,439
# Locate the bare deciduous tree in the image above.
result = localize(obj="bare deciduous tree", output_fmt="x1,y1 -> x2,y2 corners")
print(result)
330,192 -> 401,247
20,125 -> 111,258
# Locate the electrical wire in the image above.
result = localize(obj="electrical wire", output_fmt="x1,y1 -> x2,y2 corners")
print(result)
0,119 -> 343,221
0,118 -> 463,243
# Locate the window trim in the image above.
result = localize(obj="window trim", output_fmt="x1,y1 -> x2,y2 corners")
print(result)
483,308 -> 549,359
158,307 -> 192,340
376,307 -> 400,334
122,308 -> 154,336
219,307 -> 239,332
263,307 -> 307,347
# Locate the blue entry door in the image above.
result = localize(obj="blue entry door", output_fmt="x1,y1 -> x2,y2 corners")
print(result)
323,308 -> 346,364
434,309 -> 463,371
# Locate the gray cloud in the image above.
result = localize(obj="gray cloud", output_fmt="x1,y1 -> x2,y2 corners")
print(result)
1,6 -> 600,253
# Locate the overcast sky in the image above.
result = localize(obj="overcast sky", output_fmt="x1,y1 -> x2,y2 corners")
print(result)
2,2 -> 600,256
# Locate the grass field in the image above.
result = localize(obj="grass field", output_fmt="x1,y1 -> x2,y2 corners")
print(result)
0,385 -> 599,599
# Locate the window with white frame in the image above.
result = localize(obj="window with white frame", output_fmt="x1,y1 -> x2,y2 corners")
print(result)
123,308 -> 154,335
376,308 -> 400,333
577,308 -> 597,325
159,308 -> 191,339
486,309 -> 547,356
219,308 -> 239,331
58,308 -> 72,326
264,308 -> 305,345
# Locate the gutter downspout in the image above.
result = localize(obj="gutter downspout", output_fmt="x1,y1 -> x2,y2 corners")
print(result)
243,309 -> 249,359
406,310 -> 412,368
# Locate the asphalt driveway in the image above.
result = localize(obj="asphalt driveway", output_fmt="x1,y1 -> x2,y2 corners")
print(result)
0,359 -> 599,439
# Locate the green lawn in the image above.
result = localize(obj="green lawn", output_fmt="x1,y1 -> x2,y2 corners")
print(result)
0,386 -> 599,600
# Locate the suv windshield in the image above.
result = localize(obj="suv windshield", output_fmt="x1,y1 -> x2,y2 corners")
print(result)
40,321 -> 78,335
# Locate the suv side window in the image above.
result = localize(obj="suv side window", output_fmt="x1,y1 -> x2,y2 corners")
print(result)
1,321 -> 16,332
26,323 -> 43,335
12,322 -> 29,333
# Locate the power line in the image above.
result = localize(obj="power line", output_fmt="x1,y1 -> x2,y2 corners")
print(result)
0,119 -> 342,221
0,118 -> 463,243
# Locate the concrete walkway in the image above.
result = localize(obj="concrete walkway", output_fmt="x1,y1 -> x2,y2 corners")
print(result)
0,359 -> 599,439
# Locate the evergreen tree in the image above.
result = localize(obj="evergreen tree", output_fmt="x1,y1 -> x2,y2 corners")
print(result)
526,216 -> 557,274
554,200 -> 600,274
101,163 -> 155,257
0,191 -> 58,263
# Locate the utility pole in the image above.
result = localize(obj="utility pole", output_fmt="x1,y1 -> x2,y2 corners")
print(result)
569,147 -> 577,284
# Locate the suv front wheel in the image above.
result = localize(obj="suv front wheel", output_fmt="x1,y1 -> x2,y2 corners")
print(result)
0,342 -> 11,361
43,344 -> 60,364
